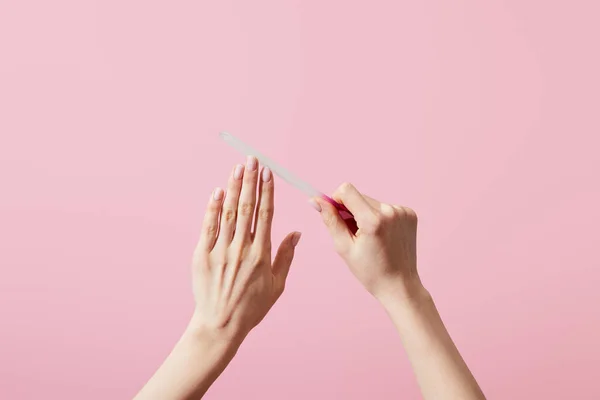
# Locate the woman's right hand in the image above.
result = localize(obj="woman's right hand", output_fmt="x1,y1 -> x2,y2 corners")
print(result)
311,183 -> 487,400
310,183 -> 426,304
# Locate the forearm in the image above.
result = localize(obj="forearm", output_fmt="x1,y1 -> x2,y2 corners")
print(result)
381,285 -> 485,400
134,322 -> 242,400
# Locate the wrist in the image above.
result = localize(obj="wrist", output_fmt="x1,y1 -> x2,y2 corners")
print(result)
376,278 -> 433,314
183,314 -> 246,358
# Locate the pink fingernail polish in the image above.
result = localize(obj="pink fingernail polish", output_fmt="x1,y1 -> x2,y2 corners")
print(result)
262,167 -> 272,182
247,156 -> 257,171
213,187 -> 224,200
233,164 -> 244,180
308,198 -> 321,212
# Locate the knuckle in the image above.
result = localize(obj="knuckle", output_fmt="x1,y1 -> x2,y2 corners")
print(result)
394,205 -> 418,222
342,181 -> 354,190
209,253 -> 228,270
258,207 -> 273,221
364,214 -> 385,234
380,203 -> 396,218
338,182 -> 354,194
322,212 -> 337,227
262,181 -> 273,192
239,202 -> 254,217
222,208 -> 236,222
205,223 -> 218,235
372,215 -> 385,232
250,247 -> 268,264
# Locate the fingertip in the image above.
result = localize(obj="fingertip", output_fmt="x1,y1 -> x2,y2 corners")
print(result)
233,164 -> 244,180
308,198 -> 322,212
212,187 -> 224,201
272,232 -> 300,280
318,197 -> 340,216
261,166 -> 272,182
259,167 -> 274,193
246,156 -> 258,172
291,231 -> 302,247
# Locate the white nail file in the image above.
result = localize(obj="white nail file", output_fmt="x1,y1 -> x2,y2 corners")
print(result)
219,131 -> 358,233
219,132 -> 321,197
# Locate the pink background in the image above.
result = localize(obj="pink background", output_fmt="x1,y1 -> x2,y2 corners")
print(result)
1,1 -> 599,399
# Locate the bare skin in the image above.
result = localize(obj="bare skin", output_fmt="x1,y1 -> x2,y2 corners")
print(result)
310,183 -> 486,400
134,163 -> 486,400
134,157 -> 300,400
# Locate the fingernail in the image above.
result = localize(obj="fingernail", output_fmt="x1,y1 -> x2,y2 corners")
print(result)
261,166 -> 272,182
233,164 -> 244,180
247,156 -> 257,171
291,232 -> 302,247
213,187 -> 224,200
308,198 -> 322,212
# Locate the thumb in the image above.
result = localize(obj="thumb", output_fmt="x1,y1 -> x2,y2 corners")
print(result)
272,231 -> 301,284
309,197 -> 354,254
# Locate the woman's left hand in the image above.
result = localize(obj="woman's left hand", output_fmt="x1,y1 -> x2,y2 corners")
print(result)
135,157 -> 301,400
190,156 -> 301,343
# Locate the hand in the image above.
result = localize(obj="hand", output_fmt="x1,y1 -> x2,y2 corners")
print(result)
134,159 -> 301,400
310,183 -> 424,303
191,156 -> 301,343
309,185 -> 486,400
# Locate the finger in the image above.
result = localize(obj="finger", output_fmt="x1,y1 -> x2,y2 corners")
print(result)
272,231 -> 301,287
214,164 -> 244,246
197,187 -> 224,251
362,194 -> 396,216
361,194 -> 382,209
234,156 -> 259,242
331,182 -> 377,225
253,166 -> 274,247
309,197 -> 354,253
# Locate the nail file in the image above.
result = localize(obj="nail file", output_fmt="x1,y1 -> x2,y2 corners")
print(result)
219,132 -> 358,234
